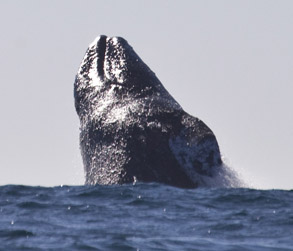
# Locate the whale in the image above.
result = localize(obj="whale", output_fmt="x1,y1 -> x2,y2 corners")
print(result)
74,35 -> 222,188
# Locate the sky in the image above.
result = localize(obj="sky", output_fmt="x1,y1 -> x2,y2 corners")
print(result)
0,0 -> 292,189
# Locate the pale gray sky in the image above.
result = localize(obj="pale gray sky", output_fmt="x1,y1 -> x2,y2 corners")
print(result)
0,0 -> 292,189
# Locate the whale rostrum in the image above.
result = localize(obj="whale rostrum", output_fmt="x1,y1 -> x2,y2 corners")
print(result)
74,35 -> 222,188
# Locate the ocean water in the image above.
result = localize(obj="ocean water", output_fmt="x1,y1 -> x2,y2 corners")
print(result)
0,184 -> 292,250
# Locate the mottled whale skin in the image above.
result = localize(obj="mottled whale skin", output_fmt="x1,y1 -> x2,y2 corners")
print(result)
74,35 -> 222,188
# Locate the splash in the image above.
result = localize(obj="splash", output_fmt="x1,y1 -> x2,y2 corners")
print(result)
200,156 -> 247,188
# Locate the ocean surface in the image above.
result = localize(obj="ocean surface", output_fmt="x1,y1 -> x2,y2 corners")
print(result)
0,184 -> 292,250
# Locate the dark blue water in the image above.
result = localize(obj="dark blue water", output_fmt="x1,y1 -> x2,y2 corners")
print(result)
0,184 -> 292,250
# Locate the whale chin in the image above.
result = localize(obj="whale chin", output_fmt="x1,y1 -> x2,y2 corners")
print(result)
74,35 -> 222,188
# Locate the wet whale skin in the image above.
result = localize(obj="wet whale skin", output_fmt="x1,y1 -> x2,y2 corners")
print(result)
74,35 -> 222,188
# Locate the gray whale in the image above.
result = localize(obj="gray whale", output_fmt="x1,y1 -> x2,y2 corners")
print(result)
74,35 -> 222,188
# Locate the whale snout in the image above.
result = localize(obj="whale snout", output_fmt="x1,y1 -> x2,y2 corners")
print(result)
74,35 -> 144,117
81,35 -> 136,85
88,35 -> 129,80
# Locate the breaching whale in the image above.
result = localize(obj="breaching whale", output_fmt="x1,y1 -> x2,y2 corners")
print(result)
74,35 -> 222,188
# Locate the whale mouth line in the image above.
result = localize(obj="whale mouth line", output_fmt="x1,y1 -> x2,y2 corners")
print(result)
97,35 -> 107,78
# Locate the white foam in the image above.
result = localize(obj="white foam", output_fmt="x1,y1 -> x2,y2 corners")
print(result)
202,162 -> 247,188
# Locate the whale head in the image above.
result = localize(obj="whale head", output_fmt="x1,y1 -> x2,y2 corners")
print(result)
74,35 -> 226,188
74,35 -> 180,120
